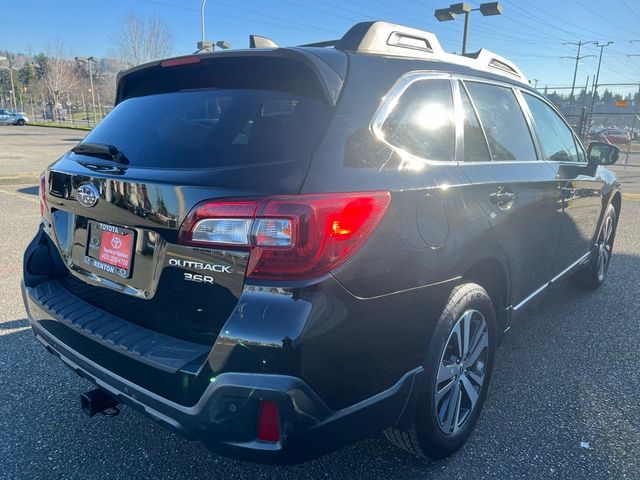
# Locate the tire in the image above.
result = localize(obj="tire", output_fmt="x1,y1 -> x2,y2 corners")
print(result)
16,119 -> 25,126
385,283 -> 497,458
569,204 -> 617,290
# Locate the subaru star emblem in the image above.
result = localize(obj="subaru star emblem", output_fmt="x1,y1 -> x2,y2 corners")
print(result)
76,183 -> 99,208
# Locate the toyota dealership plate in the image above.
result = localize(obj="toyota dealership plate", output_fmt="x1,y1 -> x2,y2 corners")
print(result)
85,221 -> 135,278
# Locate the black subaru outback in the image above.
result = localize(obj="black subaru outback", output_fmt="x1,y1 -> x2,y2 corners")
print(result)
22,21 -> 621,464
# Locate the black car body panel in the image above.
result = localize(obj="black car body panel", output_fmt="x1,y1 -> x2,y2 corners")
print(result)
22,21 -> 621,464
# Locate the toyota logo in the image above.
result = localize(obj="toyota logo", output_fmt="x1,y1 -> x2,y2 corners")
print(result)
111,237 -> 122,249
76,184 -> 99,208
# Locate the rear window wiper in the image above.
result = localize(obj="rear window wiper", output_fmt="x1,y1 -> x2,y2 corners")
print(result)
71,143 -> 129,164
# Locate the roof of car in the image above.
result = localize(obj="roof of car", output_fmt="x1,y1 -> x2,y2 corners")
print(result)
116,21 -> 532,105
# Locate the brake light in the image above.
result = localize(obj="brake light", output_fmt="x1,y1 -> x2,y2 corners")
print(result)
38,174 -> 46,217
160,56 -> 201,68
178,192 -> 391,280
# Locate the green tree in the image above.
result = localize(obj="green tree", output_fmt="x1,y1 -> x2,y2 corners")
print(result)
17,62 -> 35,89
33,53 -> 48,80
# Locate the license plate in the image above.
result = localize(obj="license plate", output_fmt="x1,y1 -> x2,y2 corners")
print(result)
85,221 -> 135,278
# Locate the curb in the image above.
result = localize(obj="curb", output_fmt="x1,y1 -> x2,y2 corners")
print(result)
0,173 -> 41,186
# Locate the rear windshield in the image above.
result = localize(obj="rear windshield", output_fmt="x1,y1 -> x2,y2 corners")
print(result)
80,58 -> 333,169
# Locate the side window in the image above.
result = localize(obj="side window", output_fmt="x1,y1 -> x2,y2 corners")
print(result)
575,138 -> 587,162
464,81 -> 537,161
378,78 -> 455,161
459,82 -> 491,162
523,93 -> 580,162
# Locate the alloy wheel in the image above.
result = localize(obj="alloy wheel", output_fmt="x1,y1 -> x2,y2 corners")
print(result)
435,309 -> 489,435
597,214 -> 614,282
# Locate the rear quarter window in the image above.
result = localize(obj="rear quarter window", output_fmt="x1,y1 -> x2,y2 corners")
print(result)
377,78 -> 455,162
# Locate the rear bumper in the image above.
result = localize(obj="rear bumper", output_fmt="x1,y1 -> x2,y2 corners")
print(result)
22,281 -> 424,464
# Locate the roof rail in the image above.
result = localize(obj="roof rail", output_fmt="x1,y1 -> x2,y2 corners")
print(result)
463,49 -> 525,80
248,21 -> 527,83
299,40 -> 340,48
335,21 -> 443,57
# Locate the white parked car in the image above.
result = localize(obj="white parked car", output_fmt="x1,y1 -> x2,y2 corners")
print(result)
0,109 -> 29,125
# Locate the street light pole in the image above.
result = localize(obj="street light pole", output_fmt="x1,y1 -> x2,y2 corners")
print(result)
196,0 -> 213,52
75,56 -> 98,126
462,11 -> 470,55
201,0 -> 207,48
435,2 -> 503,55
87,58 -> 97,125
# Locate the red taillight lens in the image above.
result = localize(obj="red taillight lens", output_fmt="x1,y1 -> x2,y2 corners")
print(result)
178,192 -> 391,280
256,400 -> 281,443
38,174 -> 46,217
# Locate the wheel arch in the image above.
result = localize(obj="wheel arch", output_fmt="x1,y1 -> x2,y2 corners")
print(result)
610,191 -> 621,222
463,257 -> 510,334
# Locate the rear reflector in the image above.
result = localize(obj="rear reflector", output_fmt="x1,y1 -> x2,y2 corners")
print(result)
256,400 -> 281,443
178,191 -> 391,280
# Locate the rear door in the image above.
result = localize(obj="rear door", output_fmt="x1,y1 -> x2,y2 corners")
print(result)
520,91 -> 605,275
456,79 -> 562,308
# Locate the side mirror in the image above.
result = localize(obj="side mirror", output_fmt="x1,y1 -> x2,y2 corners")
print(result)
587,142 -> 619,165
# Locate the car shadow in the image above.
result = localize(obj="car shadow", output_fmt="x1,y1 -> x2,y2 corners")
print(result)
4,251 -> 639,479
17,186 -> 38,196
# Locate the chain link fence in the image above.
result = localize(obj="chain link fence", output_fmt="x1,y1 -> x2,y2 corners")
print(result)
538,82 -> 640,168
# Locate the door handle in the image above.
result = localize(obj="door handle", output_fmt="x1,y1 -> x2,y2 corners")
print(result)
489,189 -> 516,209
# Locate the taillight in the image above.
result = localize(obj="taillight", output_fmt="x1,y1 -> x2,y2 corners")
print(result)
178,192 -> 391,280
38,174 -> 46,217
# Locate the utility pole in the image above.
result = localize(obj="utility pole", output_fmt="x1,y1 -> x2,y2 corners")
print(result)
587,42 -> 613,128
561,41 -> 596,114
623,81 -> 640,168
587,42 -> 613,131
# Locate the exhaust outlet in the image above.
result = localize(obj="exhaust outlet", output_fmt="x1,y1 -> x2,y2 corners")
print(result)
80,388 -> 120,417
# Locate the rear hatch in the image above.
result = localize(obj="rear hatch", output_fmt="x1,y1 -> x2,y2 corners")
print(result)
43,52 -> 340,345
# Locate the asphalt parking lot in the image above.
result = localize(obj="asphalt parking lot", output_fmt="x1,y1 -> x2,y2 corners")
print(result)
1,126 -> 639,479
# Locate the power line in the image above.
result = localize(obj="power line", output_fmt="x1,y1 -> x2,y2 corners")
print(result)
572,0 -> 638,38
620,0 -> 640,22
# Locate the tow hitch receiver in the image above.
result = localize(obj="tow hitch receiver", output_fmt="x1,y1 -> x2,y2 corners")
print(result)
80,388 -> 121,417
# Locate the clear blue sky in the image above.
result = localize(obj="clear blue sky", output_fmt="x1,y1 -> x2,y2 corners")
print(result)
3,0 -> 640,91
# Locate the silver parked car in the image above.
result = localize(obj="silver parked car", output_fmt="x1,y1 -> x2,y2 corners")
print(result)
0,109 -> 29,125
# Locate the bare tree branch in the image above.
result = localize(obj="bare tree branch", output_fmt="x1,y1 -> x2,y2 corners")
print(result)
111,13 -> 175,67
41,43 -> 79,122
